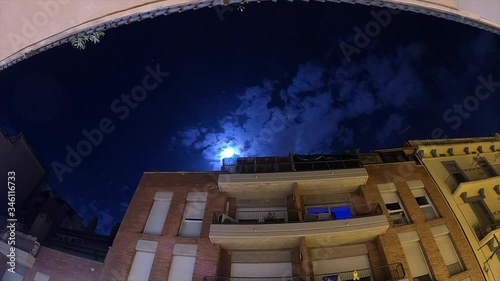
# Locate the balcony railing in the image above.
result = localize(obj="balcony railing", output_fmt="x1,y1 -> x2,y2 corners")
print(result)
445,166 -> 500,193
221,155 -> 362,174
473,211 -> 500,241
212,204 -> 383,224
0,229 -> 40,257
203,263 -> 405,281
494,164 -> 500,175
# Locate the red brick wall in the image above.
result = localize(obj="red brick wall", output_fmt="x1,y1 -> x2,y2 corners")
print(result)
24,246 -> 103,281
99,172 -> 226,281
362,163 -> 485,281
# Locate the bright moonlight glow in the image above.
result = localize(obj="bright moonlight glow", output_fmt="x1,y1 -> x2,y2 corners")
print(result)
221,147 -> 236,159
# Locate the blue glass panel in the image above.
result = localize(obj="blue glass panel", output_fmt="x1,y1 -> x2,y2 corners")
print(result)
306,207 -> 329,214
330,206 -> 352,219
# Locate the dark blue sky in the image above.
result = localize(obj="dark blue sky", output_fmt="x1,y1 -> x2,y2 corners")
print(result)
1,2 -> 499,234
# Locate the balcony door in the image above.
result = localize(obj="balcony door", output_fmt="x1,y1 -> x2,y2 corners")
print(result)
443,162 -> 468,183
476,157 -> 498,177
470,201 -> 494,225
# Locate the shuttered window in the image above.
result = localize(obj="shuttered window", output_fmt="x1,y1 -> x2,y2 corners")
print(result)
381,192 -> 409,225
434,234 -> 464,276
168,255 -> 196,281
144,192 -> 173,235
411,188 -> 438,221
401,241 -> 432,281
179,192 -> 207,238
128,240 -> 158,281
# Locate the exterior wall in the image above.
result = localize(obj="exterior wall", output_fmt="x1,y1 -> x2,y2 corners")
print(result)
0,132 -> 46,218
410,137 -> 500,281
362,162 -> 485,281
23,246 -> 103,281
99,172 -> 226,281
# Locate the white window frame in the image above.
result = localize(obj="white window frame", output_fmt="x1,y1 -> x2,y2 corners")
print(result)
179,192 -> 208,238
144,192 -> 173,235
381,192 -> 409,225
411,188 -> 439,221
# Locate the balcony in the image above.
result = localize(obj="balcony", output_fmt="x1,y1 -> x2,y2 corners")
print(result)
445,166 -> 500,194
221,155 -> 362,174
0,229 -> 40,257
203,262 -> 406,281
209,204 -> 389,249
473,211 -> 500,242
0,228 -> 40,269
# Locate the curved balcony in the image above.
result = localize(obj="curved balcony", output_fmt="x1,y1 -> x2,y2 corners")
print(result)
203,262 -> 406,281
209,204 -> 389,249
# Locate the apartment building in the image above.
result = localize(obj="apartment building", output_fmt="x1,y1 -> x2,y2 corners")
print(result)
0,214 -> 118,281
407,134 -> 500,281
361,148 -> 483,281
100,150 -> 484,281
0,130 -> 49,219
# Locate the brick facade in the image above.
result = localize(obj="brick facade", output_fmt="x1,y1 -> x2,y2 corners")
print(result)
99,172 -> 226,281
362,162 -> 485,281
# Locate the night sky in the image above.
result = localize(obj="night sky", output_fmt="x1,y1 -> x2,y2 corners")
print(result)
0,2 -> 499,235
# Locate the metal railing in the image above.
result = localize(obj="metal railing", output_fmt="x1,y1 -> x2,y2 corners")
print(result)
203,263 -> 405,281
445,175 -> 460,193
212,204 -> 382,224
0,228 -> 41,257
389,211 -> 410,226
464,167 -> 492,181
221,156 -> 362,174
493,164 -> 500,176
445,166 -> 500,193
473,211 -> 500,241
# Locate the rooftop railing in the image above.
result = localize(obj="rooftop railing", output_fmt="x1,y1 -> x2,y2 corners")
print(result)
221,156 -> 362,174
203,262 -> 405,281
0,228 -> 40,257
212,203 -> 382,224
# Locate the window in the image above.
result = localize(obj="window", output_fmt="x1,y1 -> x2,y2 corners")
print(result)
411,188 -> 438,221
381,192 -> 409,226
399,232 -> 432,281
168,244 -> 197,281
179,192 -> 208,238
144,192 -> 173,235
476,157 -> 498,177
128,240 -> 158,281
442,162 -> 467,191
431,225 -> 464,276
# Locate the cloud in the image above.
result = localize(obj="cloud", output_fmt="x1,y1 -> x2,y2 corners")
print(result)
377,114 -> 405,146
119,201 -> 129,211
173,43 -> 426,169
